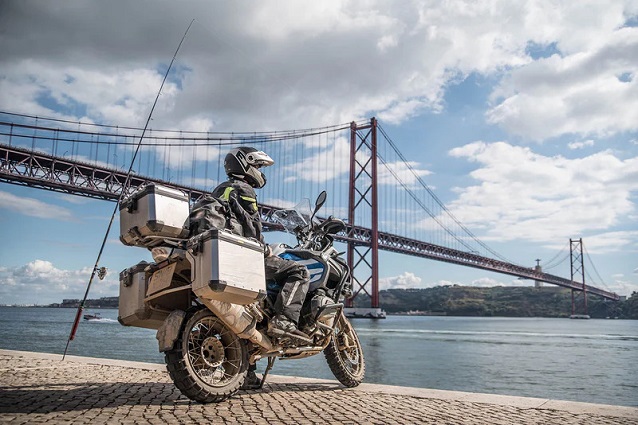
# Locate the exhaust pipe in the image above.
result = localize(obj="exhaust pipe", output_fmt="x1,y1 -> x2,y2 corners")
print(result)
200,298 -> 273,351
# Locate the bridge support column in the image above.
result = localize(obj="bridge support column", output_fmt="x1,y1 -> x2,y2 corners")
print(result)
345,118 -> 385,318
570,238 -> 589,318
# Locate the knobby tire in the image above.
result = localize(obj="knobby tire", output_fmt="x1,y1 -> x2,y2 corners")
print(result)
324,312 -> 365,387
164,308 -> 248,403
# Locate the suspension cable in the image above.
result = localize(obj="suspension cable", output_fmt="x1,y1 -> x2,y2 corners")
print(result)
543,242 -> 569,269
543,251 -> 570,271
583,244 -> 611,291
377,123 -> 515,263
0,115 -> 363,142
375,151 -> 477,252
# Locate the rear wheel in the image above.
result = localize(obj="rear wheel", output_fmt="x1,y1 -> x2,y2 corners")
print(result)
164,308 -> 248,403
324,312 -> 365,387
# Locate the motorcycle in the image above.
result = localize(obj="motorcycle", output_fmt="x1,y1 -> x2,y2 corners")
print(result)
117,187 -> 365,403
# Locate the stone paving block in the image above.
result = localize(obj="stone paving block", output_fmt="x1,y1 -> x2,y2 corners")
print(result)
1,350 -> 637,425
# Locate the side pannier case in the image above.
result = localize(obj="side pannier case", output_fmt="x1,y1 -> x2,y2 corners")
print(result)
118,261 -> 169,329
187,229 -> 266,305
119,183 -> 190,248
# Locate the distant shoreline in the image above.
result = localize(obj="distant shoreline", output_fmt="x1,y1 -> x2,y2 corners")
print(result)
0,305 -> 635,320
2,285 -> 636,319
0,305 -> 118,309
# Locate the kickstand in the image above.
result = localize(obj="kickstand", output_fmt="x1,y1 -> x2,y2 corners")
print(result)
259,357 -> 276,389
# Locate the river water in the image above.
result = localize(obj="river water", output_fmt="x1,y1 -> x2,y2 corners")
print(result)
0,307 -> 635,407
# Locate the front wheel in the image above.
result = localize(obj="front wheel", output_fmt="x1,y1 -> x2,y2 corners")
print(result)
324,312 -> 365,387
164,308 -> 248,403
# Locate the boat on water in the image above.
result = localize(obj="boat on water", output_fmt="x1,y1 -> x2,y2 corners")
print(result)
569,314 -> 591,319
83,312 -> 102,320
344,307 -> 387,319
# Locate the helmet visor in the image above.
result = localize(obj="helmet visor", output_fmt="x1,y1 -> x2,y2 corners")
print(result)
246,150 -> 274,167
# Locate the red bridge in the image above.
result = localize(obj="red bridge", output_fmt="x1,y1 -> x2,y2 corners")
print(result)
0,112 -> 619,317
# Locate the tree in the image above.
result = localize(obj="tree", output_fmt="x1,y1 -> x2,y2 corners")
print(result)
622,292 -> 638,319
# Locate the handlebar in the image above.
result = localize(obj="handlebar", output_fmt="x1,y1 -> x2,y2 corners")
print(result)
319,216 -> 346,235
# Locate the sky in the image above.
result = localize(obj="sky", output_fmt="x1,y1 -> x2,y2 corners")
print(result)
0,0 -> 637,305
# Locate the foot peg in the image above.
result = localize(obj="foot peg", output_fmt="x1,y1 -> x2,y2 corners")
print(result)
268,327 -> 313,344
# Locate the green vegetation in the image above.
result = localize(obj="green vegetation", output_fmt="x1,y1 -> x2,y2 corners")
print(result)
621,291 -> 638,319
49,297 -> 119,309
354,286 -> 638,319
45,288 -> 638,319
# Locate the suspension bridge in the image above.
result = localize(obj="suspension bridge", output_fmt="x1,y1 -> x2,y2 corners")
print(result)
0,111 -> 620,317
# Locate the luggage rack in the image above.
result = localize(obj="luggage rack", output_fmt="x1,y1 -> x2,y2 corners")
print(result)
144,284 -> 192,313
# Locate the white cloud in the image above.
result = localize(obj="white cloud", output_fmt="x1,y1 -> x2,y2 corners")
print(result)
488,26 -> 638,140
446,142 -> 638,247
0,190 -> 75,221
280,136 -> 351,184
568,139 -> 595,150
56,193 -> 92,205
378,99 -> 430,125
380,271 -> 422,290
582,230 -> 638,254
2,0 -> 634,135
433,280 -> 461,287
1,1 -> 637,301
608,278 -> 638,297
378,160 -> 432,187
0,260 -> 119,305
274,134 -> 433,188
471,277 -> 510,287
0,60 -> 181,128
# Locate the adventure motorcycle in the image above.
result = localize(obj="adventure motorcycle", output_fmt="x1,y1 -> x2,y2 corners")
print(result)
117,187 -> 365,403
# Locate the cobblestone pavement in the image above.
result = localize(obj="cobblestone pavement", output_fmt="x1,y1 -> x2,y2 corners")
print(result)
1,351 -> 636,424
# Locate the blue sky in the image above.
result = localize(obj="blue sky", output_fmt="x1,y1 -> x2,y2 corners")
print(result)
0,1 -> 637,305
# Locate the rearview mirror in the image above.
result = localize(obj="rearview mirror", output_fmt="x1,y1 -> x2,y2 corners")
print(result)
315,191 -> 327,211
310,191 -> 327,223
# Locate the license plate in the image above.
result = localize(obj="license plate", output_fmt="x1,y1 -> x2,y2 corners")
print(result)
147,262 -> 177,296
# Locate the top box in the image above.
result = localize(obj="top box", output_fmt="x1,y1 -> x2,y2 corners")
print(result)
119,184 -> 190,248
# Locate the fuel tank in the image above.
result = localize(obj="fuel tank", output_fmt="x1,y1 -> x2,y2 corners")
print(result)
277,249 -> 342,291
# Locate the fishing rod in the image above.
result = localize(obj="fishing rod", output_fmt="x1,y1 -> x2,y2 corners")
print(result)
63,19 -> 195,360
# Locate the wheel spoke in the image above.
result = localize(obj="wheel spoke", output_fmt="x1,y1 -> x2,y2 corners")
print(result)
323,312 -> 365,387
336,320 -> 361,371
184,315 -> 243,387
165,309 -> 249,403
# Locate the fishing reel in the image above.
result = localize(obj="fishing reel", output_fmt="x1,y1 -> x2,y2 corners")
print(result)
96,266 -> 108,280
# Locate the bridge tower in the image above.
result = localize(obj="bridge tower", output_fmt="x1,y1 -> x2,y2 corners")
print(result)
534,259 -> 543,288
569,238 -> 589,317
344,118 -> 385,318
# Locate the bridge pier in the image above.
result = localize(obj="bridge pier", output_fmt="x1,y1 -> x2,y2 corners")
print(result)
569,238 -> 589,319
345,118 -> 385,318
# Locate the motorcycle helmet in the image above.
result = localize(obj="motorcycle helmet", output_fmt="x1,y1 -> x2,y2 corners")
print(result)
224,147 -> 274,188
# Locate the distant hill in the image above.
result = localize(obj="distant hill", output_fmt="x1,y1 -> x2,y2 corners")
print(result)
47,288 -> 638,319
49,297 -> 119,309
353,286 -> 638,319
